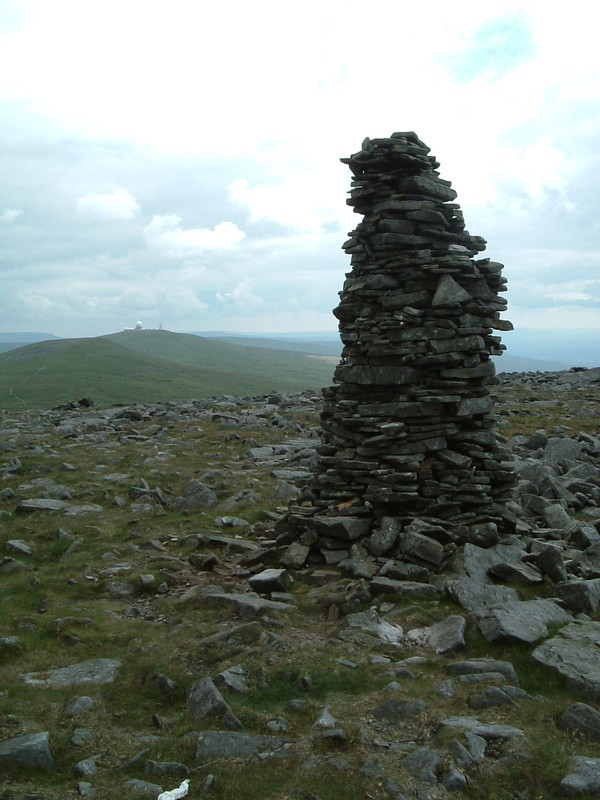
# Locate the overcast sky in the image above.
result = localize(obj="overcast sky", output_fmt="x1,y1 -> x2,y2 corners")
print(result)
1,0 -> 599,340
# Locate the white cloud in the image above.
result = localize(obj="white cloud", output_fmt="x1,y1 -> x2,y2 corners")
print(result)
217,278 -> 264,309
1,208 -> 23,223
228,172 -> 346,234
144,215 -> 246,258
77,188 -> 140,220
546,292 -> 592,302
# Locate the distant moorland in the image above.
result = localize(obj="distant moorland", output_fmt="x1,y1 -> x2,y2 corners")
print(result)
0,330 -> 335,411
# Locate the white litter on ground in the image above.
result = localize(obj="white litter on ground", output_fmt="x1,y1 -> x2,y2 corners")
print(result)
157,779 -> 190,800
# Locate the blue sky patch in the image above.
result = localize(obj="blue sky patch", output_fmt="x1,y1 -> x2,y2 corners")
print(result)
444,15 -> 535,82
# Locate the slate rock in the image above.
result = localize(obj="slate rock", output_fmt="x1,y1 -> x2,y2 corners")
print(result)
402,747 -> 441,783
532,621 -> 600,700
280,542 -> 310,569
488,559 -> 543,585
405,614 -> 466,653
145,760 -> 189,776
248,568 -> 291,593
561,756 -> 600,796
461,542 -> 527,584
445,657 -> 519,685
313,706 -> 337,729
370,576 -> 438,599
199,590 -> 295,615
186,677 -> 242,730
215,664 -> 248,693
556,580 -> 600,615
545,437 -> 583,465
266,717 -> 289,734
442,764 -> 468,792
71,727 -> 93,747
21,658 -> 121,687
527,542 -> 568,583
0,731 -> 55,770
122,779 -> 164,796
559,703 -> 600,739
195,731 -> 291,759
374,699 -> 427,722
359,759 -> 384,778
572,543 -> 600,579
468,686 -> 517,710
446,577 -> 519,616
15,498 -> 68,512
343,607 -> 403,644
435,679 -> 455,700
455,521 -> 499,548
396,530 -> 444,567
74,755 -> 99,777
477,599 -> 573,645
5,539 -> 33,556
173,480 -> 217,510
439,716 -> 525,740
449,739 -> 473,769
65,696 -> 94,717
366,517 -> 401,556
1,556 -> 33,573
313,516 -> 371,541
465,732 -> 487,761
543,504 -> 578,535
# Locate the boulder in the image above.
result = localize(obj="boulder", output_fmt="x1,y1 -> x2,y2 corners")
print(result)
532,621 -> 600,700
0,731 -> 55,770
186,677 -> 242,730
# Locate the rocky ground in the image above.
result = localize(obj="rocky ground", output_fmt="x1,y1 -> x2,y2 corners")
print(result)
1,367 -> 600,800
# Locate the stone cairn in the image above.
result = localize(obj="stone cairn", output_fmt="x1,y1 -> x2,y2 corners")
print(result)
287,132 -> 515,573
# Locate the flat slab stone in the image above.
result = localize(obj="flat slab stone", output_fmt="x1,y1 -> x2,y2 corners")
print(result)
312,517 -> 371,541
405,615 -> 466,653
370,576 -> 439,599
478,599 -> 573,644
15,498 -> 67,512
343,608 -> 403,644
446,577 -> 518,616
532,621 -> 600,700
199,591 -> 296,615
445,657 -> 519,685
248,568 -> 291,594
20,658 -> 121,687
561,756 -> 600,796
461,542 -> 527,584
195,731 -> 292,760
439,716 -> 525,740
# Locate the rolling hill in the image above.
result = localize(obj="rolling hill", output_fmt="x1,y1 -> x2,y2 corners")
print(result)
0,331 -> 336,411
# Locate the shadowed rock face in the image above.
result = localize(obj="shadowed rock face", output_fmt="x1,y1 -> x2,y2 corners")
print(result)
288,132 -> 515,563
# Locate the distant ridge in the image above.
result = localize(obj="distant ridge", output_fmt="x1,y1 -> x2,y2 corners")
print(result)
0,330 -> 335,410
0,331 -> 59,354
0,332 -> 58,342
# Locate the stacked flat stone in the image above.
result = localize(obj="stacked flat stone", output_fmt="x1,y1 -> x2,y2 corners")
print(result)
289,132 -> 515,568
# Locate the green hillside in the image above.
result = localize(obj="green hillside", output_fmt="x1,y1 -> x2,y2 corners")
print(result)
0,332 -> 336,411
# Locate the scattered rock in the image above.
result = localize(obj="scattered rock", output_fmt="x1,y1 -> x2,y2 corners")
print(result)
532,622 -> 600,700
559,703 -> 600,740
561,756 -> 600,796
21,658 -> 121,687
195,731 -> 292,760
0,731 -> 56,770
186,677 -> 242,730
